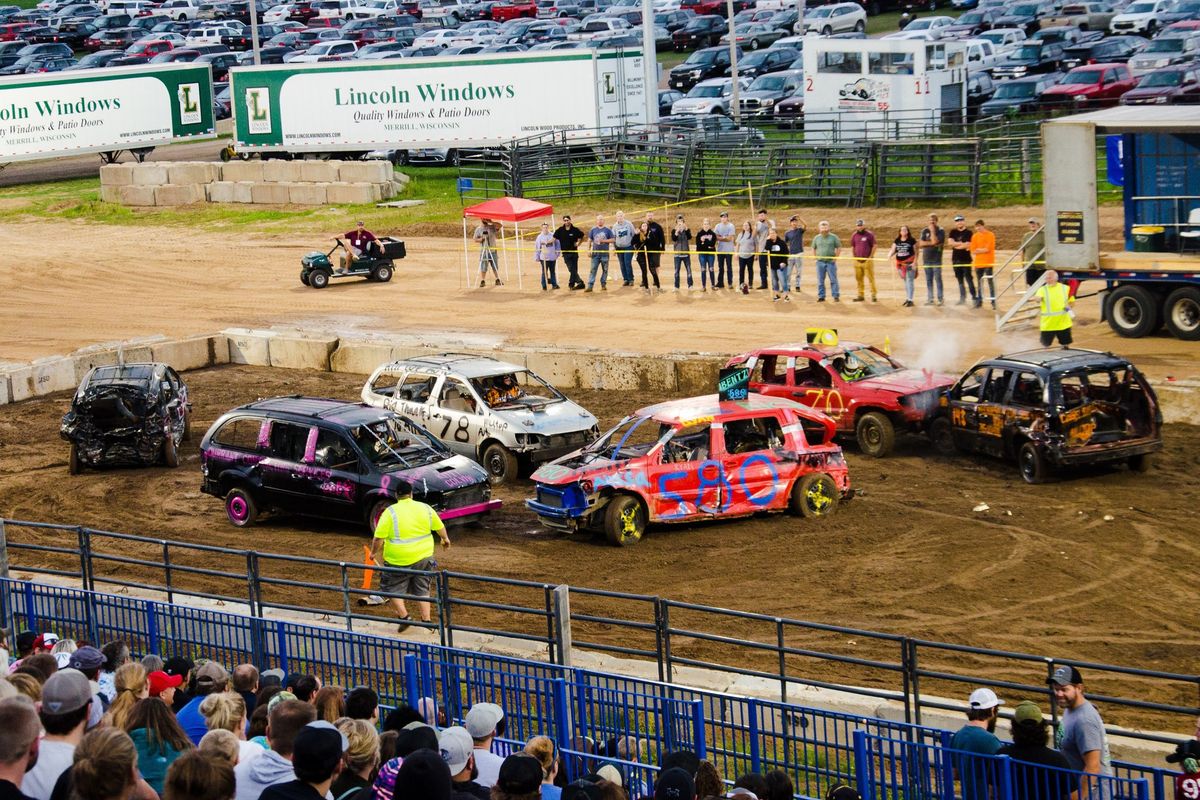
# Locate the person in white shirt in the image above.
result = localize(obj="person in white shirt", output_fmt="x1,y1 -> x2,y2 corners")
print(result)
464,702 -> 507,789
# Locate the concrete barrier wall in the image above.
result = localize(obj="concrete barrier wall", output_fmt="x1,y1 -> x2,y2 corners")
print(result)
98,161 -> 409,207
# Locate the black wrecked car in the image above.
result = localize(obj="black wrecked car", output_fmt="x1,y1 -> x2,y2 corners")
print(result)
928,349 -> 1163,484
199,396 -> 499,532
61,363 -> 192,474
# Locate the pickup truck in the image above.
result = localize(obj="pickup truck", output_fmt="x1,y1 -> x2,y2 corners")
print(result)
568,15 -> 631,39
1041,1 -> 1116,31
1039,61 -> 1137,107
423,0 -> 471,23
491,0 -> 535,19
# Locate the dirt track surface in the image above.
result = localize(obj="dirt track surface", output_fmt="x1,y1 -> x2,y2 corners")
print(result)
2,365 -> 1198,735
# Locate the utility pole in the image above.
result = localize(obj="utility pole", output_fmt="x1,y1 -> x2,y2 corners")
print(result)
727,0 -> 741,125
642,0 -> 658,123
249,0 -> 262,65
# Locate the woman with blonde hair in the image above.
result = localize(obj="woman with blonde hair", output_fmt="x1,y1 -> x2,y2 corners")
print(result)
200,691 -> 265,765
104,663 -> 148,731
68,727 -> 140,800
164,749 -> 236,800
314,685 -> 346,723
126,696 -> 192,795
523,736 -> 561,800
198,729 -> 241,768
331,718 -> 380,800
7,672 -> 41,702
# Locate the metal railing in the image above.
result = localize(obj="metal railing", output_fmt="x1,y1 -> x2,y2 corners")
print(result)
0,575 -> 1183,800
1,518 -> 1197,745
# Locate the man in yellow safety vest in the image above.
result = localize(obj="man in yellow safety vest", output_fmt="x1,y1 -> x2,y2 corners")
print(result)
369,479 -> 450,632
1036,270 -> 1074,347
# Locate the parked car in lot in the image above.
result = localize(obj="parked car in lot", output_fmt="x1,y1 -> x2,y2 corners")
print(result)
773,85 -> 805,126
978,26 -> 1028,55
726,341 -> 956,457
1060,34 -> 1146,68
1039,62 -> 1137,106
737,69 -> 802,116
885,14 -> 956,38
1120,63 -> 1200,102
200,397 -> 497,531
1126,34 -> 1200,75
978,71 -> 1062,113
943,7 -> 1004,36
967,69 -> 997,115
62,363 -> 191,474
670,76 -> 746,114
733,44 -> 798,78
1042,0 -> 1117,31
286,37 -> 356,59
671,13 -> 725,48
1109,0 -> 1173,35
798,2 -> 865,34
658,88 -> 684,115
1028,25 -> 1103,46
491,0 -> 535,19
992,40 -> 1066,78
66,47 -> 123,67
0,52 -> 73,71
719,20 -> 784,49
527,394 -> 852,544
1159,0 -> 1200,26
929,349 -> 1162,484
668,44 -> 736,90
362,354 -> 598,484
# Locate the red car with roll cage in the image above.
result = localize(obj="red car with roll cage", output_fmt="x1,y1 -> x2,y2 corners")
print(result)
724,338 -> 955,457
526,393 -> 851,546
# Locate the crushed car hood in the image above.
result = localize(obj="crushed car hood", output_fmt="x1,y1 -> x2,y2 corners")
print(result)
494,399 -> 597,435
847,368 -> 956,395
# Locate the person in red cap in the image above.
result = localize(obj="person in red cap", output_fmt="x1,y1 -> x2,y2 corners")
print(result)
148,671 -> 183,707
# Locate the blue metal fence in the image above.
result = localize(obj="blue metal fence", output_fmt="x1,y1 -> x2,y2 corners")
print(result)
0,577 -> 1183,800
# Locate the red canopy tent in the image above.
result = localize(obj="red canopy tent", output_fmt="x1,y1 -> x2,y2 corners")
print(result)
461,196 -> 554,289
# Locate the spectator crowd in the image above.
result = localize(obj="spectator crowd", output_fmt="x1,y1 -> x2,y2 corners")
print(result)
0,629 -> 1195,800
487,210 -> 1046,309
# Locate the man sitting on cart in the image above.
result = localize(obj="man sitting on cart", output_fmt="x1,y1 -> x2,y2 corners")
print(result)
339,221 -> 380,273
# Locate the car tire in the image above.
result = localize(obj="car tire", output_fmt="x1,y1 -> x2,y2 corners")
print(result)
1018,441 -> 1048,484
1164,286 -> 1200,341
1106,284 -> 1159,338
368,497 -> 392,532
749,37 -> 759,48
301,270 -> 310,286
374,264 -> 393,282
182,412 -> 192,442
604,494 -> 646,546
310,269 -> 331,289
68,443 -> 81,475
929,416 -> 957,456
481,442 -> 518,484
821,25 -> 832,34
1129,453 -> 1153,473
856,411 -> 896,458
791,472 -> 839,518
854,19 -> 864,31
225,486 -> 258,527
163,435 -> 179,468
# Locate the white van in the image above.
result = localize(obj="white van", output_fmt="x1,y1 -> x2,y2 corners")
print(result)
107,0 -> 154,15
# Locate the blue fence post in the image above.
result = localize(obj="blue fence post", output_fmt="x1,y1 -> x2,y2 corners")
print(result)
690,699 -> 706,761
404,653 -> 420,709
276,622 -> 289,673
144,600 -> 159,656
552,679 -> 572,778
998,754 -> 1014,800
853,731 -> 871,800
23,581 -> 36,632
748,698 -> 761,774
938,729 -> 955,800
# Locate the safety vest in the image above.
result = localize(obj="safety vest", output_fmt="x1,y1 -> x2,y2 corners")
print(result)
374,498 -> 441,566
1037,283 -> 1073,332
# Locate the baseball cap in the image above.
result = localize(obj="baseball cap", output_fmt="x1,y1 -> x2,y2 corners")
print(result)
1012,700 -> 1045,726
195,661 -> 229,687
34,633 -> 59,650
1167,739 -> 1200,764
827,786 -> 862,800
655,767 -> 696,800
68,646 -> 104,672
968,688 -> 1003,710
294,720 -> 349,777
395,749 -> 451,800
395,722 -> 438,757
41,668 -> 92,715
1048,665 -> 1083,687
464,702 -> 504,739
953,215 -> 965,221
268,691 -> 298,712
438,726 -> 474,775
1028,218 -> 1038,224
789,215 -> 798,221
719,211 -> 729,217
148,671 -> 183,697
856,219 -> 865,226
261,668 -> 285,686
497,753 -> 544,794
163,657 -> 193,678
597,764 -> 623,787
563,780 -> 603,800
729,790 -> 759,800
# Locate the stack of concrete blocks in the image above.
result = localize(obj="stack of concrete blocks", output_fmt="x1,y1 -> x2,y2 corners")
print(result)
98,160 -> 410,207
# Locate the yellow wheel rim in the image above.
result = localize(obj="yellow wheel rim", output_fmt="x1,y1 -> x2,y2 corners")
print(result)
620,506 -> 640,536
806,482 -> 833,513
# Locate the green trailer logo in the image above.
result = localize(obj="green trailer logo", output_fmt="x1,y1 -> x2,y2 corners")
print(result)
177,82 -> 201,125
246,87 -> 271,134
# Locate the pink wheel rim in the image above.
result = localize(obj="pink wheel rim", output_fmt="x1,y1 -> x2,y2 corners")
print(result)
228,496 -> 249,523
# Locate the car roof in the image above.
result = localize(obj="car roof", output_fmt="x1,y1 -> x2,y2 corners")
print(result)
235,395 -> 390,425
979,348 -> 1132,371
744,341 -> 867,358
85,362 -> 163,385
636,392 -> 807,424
379,352 -> 524,378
